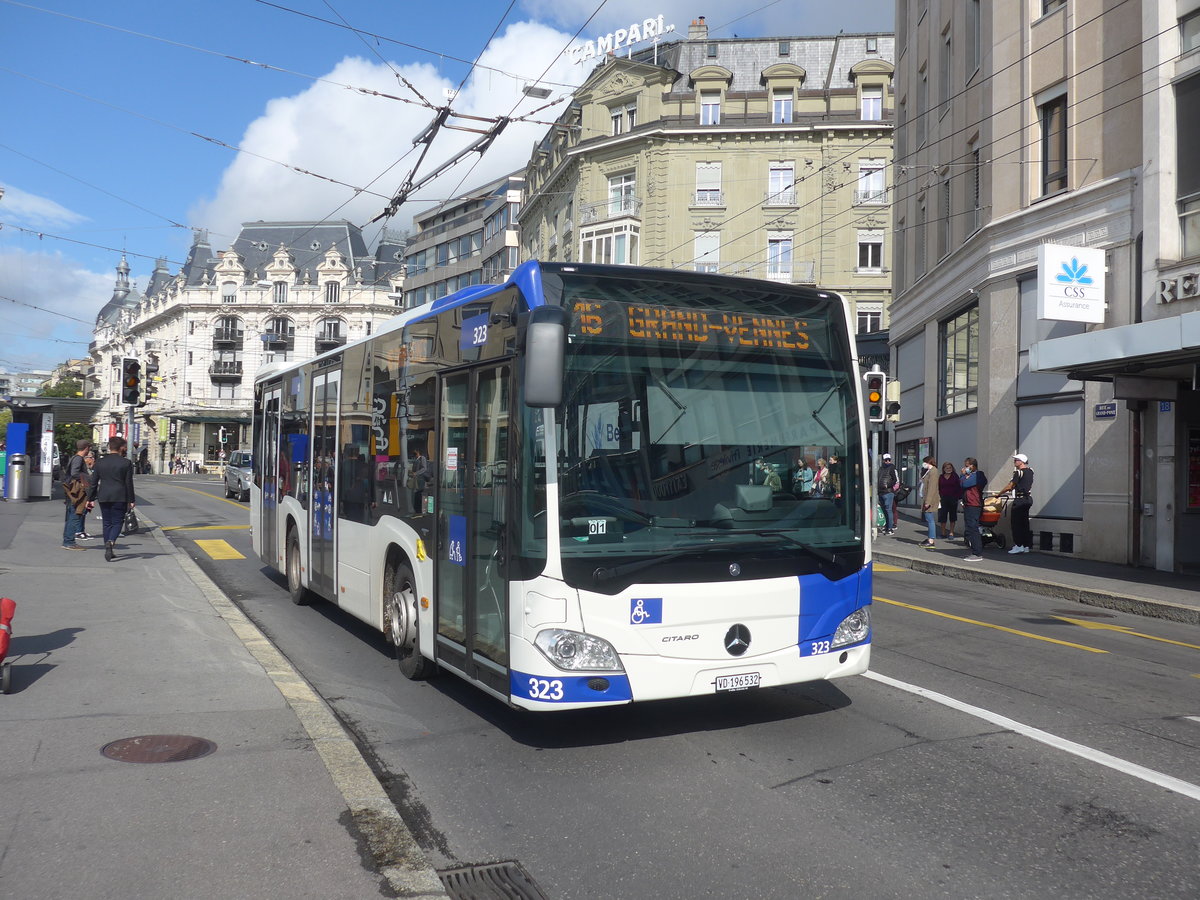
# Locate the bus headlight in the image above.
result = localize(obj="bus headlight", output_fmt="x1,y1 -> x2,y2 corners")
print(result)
831,608 -> 871,648
534,629 -> 624,672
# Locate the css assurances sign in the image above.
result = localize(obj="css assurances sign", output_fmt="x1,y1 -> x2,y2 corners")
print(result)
1037,243 -> 1106,324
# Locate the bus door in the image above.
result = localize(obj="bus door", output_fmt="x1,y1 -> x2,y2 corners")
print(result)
310,368 -> 341,599
258,382 -> 282,566
435,363 -> 511,696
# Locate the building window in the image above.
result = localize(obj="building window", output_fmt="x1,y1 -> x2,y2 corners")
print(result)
772,90 -> 793,124
938,178 -> 951,259
700,92 -> 721,125
766,232 -> 793,281
857,309 -> 882,333
968,0 -> 981,75
221,281 -> 237,304
916,201 -> 927,277
610,103 -> 636,136
706,43 -> 718,59
916,69 -> 928,146
894,218 -> 906,292
855,159 -> 887,204
580,223 -> 639,265
1184,10 -> 1200,53
187,351 -> 193,365
272,281 -> 288,304
767,162 -> 796,205
970,147 -> 982,232
694,161 -> 723,206
1178,74 -> 1200,256
939,305 -> 979,415
861,86 -> 883,120
1040,93 -> 1068,195
186,382 -> 193,398
693,231 -> 720,272
1042,0 -> 1065,14
857,230 -> 884,272
866,37 -> 878,53
778,41 -> 790,56
608,171 -> 637,216
940,31 -> 952,118
324,281 -> 341,303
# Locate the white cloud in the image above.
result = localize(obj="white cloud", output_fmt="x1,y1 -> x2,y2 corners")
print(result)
0,184 -> 87,230
190,20 -> 586,247
0,247 -> 111,370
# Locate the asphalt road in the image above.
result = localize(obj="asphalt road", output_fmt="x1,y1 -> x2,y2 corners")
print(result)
141,476 -> 1200,900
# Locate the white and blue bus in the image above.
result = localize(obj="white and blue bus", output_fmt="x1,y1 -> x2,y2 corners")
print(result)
252,261 -> 872,710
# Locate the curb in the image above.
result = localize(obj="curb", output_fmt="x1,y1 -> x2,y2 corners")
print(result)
142,513 -> 449,899
874,551 -> 1200,626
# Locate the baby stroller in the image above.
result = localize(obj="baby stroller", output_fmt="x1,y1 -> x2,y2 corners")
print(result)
979,492 -> 1013,550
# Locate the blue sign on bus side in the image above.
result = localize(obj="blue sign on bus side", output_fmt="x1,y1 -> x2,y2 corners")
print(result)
448,514 -> 467,566
460,312 -> 489,350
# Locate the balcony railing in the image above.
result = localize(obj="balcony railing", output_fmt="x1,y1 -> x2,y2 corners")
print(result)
580,196 -> 642,224
315,335 -> 346,352
213,328 -> 244,346
763,189 -> 797,206
208,361 -> 244,380
692,190 -> 725,207
853,188 -> 889,205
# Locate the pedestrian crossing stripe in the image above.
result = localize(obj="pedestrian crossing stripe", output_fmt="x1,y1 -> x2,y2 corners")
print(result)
195,539 -> 245,560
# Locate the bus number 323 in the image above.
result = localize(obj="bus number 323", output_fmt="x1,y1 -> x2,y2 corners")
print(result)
528,677 -> 564,700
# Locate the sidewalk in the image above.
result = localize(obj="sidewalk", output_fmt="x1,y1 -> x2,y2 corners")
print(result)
875,512 -> 1200,625
0,498 -> 447,900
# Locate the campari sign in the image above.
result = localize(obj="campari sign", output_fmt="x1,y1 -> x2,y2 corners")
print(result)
569,14 -> 676,64
1037,243 -> 1106,324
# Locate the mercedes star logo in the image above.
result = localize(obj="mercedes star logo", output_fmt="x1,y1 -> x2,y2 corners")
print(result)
724,624 -> 751,656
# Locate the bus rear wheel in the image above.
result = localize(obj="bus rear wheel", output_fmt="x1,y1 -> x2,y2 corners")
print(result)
385,560 -> 434,680
286,529 -> 309,605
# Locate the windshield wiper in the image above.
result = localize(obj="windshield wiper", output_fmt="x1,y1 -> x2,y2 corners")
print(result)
591,541 -> 751,585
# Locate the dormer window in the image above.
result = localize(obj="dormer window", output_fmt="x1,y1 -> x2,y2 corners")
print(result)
778,41 -> 790,56
324,281 -> 341,304
706,43 -> 718,59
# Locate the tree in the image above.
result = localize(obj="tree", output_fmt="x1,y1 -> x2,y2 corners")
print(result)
41,377 -> 84,399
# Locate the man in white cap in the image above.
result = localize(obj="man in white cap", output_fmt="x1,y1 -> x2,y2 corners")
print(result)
876,452 -> 900,535
999,453 -> 1035,553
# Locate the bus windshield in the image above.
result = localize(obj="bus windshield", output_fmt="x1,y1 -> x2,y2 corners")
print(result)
525,270 -> 864,587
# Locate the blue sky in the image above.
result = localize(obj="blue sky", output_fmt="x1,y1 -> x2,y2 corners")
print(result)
0,0 -> 894,372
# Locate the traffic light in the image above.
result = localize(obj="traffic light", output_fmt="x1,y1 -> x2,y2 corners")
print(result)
143,358 -> 160,404
121,358 -> 141,406
218,426 -> 228,443
865,371 -> 886,423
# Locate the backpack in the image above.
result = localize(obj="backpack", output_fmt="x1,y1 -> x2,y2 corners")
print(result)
877,463 -> 897,493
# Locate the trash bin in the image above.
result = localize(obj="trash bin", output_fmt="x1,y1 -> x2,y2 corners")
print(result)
6,453 -> 28,502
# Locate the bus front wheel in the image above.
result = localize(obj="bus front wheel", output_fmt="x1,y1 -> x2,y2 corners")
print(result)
286,530 -> 309,605
385,560 -> 434,680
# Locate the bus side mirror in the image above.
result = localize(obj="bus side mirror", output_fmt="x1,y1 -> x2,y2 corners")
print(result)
524,305 -> 568,408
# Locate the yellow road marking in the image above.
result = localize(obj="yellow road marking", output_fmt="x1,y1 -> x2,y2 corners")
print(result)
162,524 -> 251,532
874,563 -> 906,572
874,595 -> 1107,653
170,484 -> 248,509
195,539 -> 245,560
1053,616 -> 1200,651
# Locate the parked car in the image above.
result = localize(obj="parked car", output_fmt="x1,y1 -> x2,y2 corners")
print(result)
223,449 -> 253,502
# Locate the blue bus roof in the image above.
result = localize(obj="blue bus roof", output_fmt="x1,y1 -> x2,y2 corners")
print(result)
418,259 -> 545,322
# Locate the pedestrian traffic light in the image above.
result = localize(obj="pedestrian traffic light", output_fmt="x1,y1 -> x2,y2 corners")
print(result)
121,358 -> 141,406
865,371 -> 886,423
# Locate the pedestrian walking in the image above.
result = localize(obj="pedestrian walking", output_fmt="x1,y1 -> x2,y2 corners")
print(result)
918,455 -> 940,548
87,436 -> 137,562
998,452 -> 1035,554
959,458 -> 988,561
937,461 -> 963,540
877,452 -> 900,534
60,438 -> 93,551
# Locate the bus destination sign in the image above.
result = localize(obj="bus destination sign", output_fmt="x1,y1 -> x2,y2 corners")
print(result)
572,300 -> 814,352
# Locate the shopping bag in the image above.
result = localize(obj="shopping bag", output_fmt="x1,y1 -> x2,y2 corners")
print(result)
122,508 -> 140,536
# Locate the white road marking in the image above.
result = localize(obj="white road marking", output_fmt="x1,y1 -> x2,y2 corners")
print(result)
1185,716 -> 1200,725
865,671 -> 1200,803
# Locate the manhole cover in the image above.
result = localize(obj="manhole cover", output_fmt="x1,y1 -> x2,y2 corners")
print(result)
101,734 -> 218,764
1051,608 -> 1115,618
439,861 -> 549,900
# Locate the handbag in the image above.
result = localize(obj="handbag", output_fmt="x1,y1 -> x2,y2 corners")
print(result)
894,484 -> 912,502
122,508 -> 140,536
